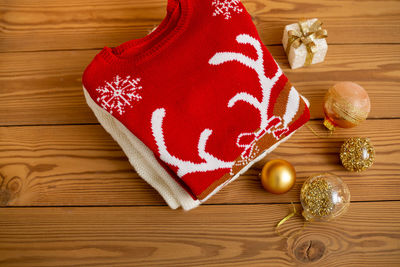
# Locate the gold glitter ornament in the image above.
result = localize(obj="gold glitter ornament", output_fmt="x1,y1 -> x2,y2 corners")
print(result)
340,137 -> 375,172
300,173 -> 350,222
323,82 -> 370,131
275,173 -> 351,238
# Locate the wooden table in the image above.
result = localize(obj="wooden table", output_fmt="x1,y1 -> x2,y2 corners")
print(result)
1,0 -> 400,266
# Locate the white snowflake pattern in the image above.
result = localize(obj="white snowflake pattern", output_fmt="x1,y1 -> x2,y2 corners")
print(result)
212,0 -> 243,20
96,75 -> 143,115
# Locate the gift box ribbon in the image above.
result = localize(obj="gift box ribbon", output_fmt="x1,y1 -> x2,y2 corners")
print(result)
286,19 -> 328,66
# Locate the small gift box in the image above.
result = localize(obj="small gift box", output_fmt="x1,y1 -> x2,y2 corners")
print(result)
282,18 -> 328,69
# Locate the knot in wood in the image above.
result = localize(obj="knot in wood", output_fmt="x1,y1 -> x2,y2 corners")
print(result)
293,239 -> 325,263
0,189 -> 11,206
0,176 -> 23,205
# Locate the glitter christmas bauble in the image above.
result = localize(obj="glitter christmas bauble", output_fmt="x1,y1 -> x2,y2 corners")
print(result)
340,137 -> 375,172
300,173 -> 350,222
323,82 -> 370,131
261,159 -> 296,194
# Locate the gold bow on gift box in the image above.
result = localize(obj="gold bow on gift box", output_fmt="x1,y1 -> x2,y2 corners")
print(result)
286,19 -> 328,66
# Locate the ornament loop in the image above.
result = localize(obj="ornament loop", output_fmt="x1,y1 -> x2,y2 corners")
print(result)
306,123 -> 333,138
276,203 -> 298,229
275,202 -> 307,240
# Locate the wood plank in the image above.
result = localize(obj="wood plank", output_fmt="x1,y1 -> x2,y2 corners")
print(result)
0,50 -> 98,125
249,0 -> 400,46
0,202 -> 399,266
1,44 -> 399,125
0,119 -> 399,207
1,0 -> 400,52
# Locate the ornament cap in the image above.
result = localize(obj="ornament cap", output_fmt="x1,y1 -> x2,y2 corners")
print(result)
323,118 -> 335,131
301,210 -> 314,222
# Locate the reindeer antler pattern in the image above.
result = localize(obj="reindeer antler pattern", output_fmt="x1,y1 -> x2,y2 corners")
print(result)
209,34 -> 295,158
151,108 -> 234,177
209,34 -> 283,130
150,34 -> 302,178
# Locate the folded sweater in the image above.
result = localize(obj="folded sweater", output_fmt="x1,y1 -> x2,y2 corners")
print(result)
82,0 -> 310,210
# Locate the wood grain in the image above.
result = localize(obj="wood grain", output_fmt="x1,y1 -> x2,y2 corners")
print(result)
1,0 -> 400,52
0,50 -> 97,125
1,120 -> 399,207
1,0 -> 399,265
0,202 -> 399,266
1,44 -> 399,125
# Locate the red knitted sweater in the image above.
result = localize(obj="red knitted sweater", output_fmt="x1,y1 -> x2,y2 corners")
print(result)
82,0 -> 310,209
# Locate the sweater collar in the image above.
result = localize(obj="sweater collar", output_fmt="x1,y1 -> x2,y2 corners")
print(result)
99,0 -> 192,66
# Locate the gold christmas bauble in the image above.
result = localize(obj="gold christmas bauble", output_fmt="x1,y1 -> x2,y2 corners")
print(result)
300,173 -> 351,222
261,159 -> 296,194
340,137 -> 375,172
323,82 -> 370,131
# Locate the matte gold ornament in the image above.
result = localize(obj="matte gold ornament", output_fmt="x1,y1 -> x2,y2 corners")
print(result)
340,137 -> 375,172
300,173 -> 350,222
261,159 -> 296,194
323,82 -> 370,131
